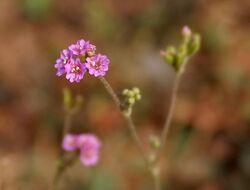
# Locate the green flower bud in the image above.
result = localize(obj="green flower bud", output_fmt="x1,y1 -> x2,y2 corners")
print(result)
122,89 -> 129,95
162,26 -> 201,73
127,90 -> 134,97
132,87 -> 140,95
135,94 -> 141,100
187,34 -> 201,56
121,87 -> 141,115
128,97 -> 135,105
149,135 -> 161,149
164,46 -> 177,66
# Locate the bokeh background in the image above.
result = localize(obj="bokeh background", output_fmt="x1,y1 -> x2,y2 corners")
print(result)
0,0 -> 250,189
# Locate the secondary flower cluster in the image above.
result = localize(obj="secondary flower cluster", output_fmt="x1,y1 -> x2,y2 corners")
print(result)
55,39 -> 110,83
62,133 -> 101,167
161,26 -> 201,72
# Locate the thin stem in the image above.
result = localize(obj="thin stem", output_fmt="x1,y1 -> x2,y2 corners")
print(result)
53,152 -> 78,185
99,77 -> 120,108
148,71 -> 182,190
98,77 -> 148,164
52,106 -> 80,188
63,105 -> 81,136
62,112 -> 72,136
125,115 -> 149,164
151,166 -> 161,190
160,73 -> 182,149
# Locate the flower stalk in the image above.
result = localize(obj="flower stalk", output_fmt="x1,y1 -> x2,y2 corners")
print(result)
52,89 -> 83,188
98,77 -> 149,164
159,70 -> 183,155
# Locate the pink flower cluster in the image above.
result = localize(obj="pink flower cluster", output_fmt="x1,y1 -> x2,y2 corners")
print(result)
55,39 -> 110,83
62,134 -> 101,167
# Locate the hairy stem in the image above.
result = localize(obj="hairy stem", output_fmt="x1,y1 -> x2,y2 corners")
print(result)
99,77 -> 148,164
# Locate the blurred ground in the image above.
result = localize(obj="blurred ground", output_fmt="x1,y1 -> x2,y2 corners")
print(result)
0,0 -> 249,189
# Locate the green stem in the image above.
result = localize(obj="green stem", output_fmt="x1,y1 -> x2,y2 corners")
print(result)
125,114 -> 148,164
160,72 -> 182,150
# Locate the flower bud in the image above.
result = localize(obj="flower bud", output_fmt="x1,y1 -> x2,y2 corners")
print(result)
182,26 -> 192,44
163,46 -> 177,66
162,26 -> 201,73
187,34 -> 201,56
149,135 -> 161,149
128,97 -> 135,105
127,90 -> 134,97
121,87 -> 142,115
132,87 -> 140,95
122,89 -> 129,95
135,94 -> 141,100
182,26 -> 191,37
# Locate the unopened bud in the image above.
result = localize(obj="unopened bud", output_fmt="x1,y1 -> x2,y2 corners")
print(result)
182,25 -> 191,37
149,135 -> 161,149
164,46 -> 177,66
132,87 -> 140,94
188,34 -> 201,56
135,94 -> 141,100
122,89 -> 129,95
128,97 -> 135,105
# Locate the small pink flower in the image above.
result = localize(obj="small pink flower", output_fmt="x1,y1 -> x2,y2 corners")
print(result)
62,133 -> 101,167
77,134 -> 101,166
54,49 -> 73,76
85,54 -> 110,77
62,134 -> 78,151
84,41 -> 96,56
65,58 -> 86,83
68,39 -> 96,56
80,147 -> 99,166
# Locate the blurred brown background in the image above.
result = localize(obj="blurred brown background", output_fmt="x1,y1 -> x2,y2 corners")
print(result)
0,0 -> 249,189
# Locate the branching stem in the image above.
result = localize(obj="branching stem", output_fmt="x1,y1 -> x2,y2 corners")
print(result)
99,77 -> 149,165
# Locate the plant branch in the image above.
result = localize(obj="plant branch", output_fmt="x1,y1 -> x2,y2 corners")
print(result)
52,102 -> 81,188
99,77 -> 149,164
160,72 -> 182,150
125,114 -> 148,163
